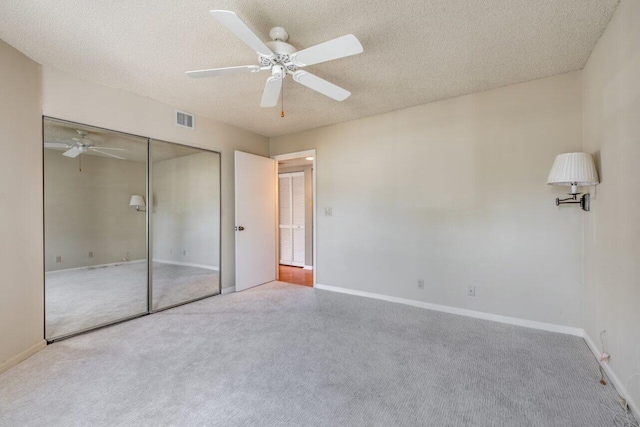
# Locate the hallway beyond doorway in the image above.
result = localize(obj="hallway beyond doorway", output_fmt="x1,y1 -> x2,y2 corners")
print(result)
278,265 -> 313,287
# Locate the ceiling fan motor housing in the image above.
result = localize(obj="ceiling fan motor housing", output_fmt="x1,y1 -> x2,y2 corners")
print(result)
263,37 -> 298,72
269,27 -> 289,42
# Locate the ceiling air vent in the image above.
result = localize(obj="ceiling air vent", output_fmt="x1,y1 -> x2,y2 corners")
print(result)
175,110 -> 195,130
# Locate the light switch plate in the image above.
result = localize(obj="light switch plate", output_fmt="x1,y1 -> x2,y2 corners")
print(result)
324,207 -> 332,217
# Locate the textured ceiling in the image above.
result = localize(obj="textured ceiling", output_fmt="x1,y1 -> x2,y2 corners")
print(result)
1,0 -> 618,137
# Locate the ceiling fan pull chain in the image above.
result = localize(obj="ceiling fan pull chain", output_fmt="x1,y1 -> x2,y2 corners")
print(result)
79,154 -> 82,172
281,77 -> 285,118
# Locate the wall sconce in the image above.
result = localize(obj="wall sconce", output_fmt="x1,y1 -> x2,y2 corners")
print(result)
129,195 -> 146,212
547,152 -> 599,211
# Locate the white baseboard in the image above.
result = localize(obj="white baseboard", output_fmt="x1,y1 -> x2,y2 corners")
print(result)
303,265 -> 313,270
153,259 -> 219,271
583,331 -> 639,419
314,283 -> 584,337
48,259 -> 219,274
47,259 -> 146,274
0,339 -> 47,374
221,286 -> 235,294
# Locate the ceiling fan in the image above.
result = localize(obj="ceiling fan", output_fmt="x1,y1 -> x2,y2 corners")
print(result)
186,10 -> 364,108
44,130 -> 126,160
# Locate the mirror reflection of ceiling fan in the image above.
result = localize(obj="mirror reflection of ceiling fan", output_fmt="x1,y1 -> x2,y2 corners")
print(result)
186,10 -> 364,109
44,130 -> 127,160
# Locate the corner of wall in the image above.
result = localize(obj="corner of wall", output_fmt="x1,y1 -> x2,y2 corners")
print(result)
0,39 -> 46,370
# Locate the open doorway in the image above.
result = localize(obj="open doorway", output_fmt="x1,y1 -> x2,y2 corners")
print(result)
273,150 -> 316,287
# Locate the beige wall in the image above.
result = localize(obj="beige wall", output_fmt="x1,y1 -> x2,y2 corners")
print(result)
582,0 -> 640,410
0,40 -> 45,372
44,150 -> 147,271
152,151 -> 221,268
42,66 -> 270,290
279,165 -> 313,266
271,71 -> 585,328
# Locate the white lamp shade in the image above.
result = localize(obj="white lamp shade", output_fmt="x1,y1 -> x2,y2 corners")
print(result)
129,195 -> 146,207
547,153 -> 599,186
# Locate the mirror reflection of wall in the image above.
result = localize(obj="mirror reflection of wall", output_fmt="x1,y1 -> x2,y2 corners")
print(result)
43,118 -> 148,340
151,141 -> 221,310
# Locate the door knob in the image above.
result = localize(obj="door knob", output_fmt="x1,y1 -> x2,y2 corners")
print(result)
235,226 -> 245,231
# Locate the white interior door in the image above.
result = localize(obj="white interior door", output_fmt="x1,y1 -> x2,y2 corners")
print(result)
235,151 -> 277,291
279,172 -> 305,267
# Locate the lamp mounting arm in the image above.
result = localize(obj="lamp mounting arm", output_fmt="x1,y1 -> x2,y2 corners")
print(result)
556,193 -> 590,211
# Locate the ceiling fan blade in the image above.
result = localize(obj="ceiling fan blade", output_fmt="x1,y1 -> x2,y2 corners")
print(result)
62,147 -> 80,158
90,149 -> 126,160
292,34 -> 363,67
186,65 -> 261,78
260,76 -> 282,107
210,10 -> 274,58
292,71 -> 351,101
88,147 -> 126,151
44,142 -> 71,149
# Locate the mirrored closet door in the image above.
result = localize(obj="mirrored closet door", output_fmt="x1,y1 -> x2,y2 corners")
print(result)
150,140 -> 221,311
44,119 -> 222,341
44,118 -> 149,340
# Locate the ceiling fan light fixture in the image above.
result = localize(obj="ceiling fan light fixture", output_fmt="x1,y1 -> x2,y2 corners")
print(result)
272,65 -> 284,79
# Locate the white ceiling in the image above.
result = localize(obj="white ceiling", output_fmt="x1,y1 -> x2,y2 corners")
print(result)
1,0 -> 618,137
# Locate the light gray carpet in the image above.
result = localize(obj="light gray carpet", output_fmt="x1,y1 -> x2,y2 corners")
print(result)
45,262 -> 219,339
1,282 -> 634,426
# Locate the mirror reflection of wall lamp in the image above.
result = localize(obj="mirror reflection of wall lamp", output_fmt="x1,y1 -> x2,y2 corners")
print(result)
129,195 -> 146,212
547,152 -> 599,211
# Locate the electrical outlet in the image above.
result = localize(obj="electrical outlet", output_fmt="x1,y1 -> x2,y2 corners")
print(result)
88,251 -> 93,258
324,207 -> 332,217
467,285 -> 476,297
417,279 -> 425,289
55,256 -> 62,263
